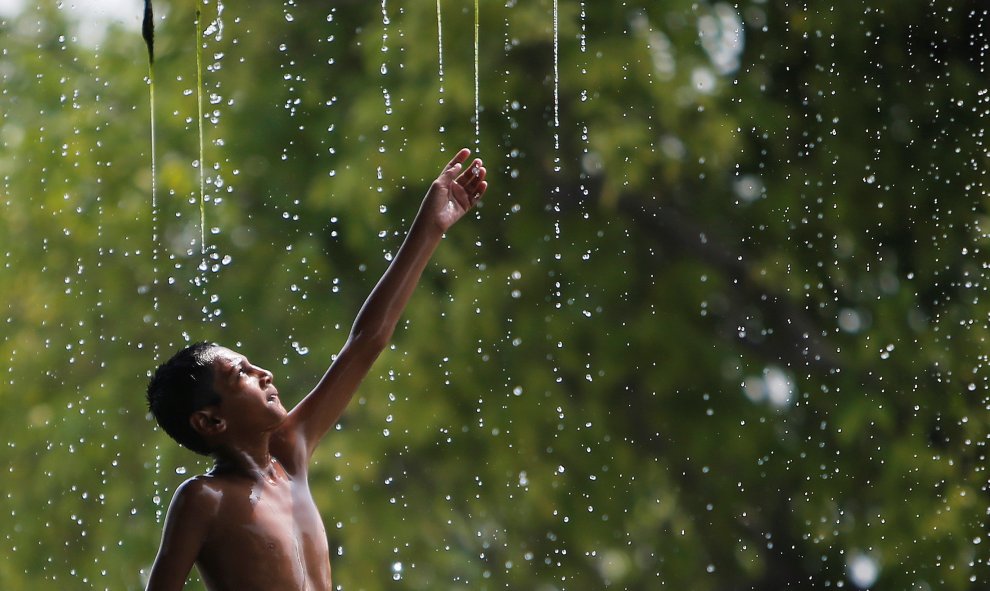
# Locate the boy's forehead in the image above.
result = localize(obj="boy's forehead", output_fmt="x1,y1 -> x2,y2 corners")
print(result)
208,347 -> 243,368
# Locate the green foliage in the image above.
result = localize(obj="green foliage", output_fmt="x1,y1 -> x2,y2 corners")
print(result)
1,1 -> 988,589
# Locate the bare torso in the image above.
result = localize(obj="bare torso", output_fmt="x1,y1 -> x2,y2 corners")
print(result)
192,458 -> 331,591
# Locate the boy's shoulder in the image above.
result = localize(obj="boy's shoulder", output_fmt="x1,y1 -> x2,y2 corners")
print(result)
169,473 -> 229,517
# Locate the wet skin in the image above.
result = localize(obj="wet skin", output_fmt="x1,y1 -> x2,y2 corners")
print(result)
192,454 -> 332,591
146,149 -> 488,591
179,350 -> 331,591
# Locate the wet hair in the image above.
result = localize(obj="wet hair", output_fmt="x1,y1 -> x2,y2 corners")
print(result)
146,342 -> 222,456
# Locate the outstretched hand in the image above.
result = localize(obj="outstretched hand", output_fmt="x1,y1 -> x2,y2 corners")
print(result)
421,148 -> 488,233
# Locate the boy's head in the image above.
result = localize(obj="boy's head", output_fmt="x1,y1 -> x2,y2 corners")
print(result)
146,342 -> 223,456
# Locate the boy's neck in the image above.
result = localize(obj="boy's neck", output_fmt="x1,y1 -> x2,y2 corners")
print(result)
211,438 -> 280,482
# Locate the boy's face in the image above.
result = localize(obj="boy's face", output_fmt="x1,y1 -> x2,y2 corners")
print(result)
210,347 -> 287,431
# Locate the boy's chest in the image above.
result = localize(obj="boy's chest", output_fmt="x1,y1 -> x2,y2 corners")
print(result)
201,477 -> 330,581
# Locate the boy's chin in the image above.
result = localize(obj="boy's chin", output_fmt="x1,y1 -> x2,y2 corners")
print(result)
269,401 -> 288,419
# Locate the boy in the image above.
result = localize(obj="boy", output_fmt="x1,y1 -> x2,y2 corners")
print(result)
144,149 -> 488,590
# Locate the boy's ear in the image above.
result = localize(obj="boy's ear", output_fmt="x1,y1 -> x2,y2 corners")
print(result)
190,407 -> 226,437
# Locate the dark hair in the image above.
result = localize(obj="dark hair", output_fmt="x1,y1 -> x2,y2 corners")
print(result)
146,342 -> 222,456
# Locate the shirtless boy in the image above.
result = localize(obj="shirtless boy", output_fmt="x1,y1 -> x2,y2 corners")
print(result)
144,148 -> 488,590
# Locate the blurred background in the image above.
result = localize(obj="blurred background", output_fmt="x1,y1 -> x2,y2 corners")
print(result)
1,0 -> 988,589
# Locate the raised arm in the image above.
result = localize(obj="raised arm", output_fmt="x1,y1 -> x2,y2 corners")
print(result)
279,148 -> 488,461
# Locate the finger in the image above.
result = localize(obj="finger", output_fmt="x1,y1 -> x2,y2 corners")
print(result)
466,169 -> 487,198
444,148 -> 471,176
461,163 -> 486,191
474,178 -> 488,197
468,181 -> 488,206
439,150 -> 471,184
456,159 -> 484,186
